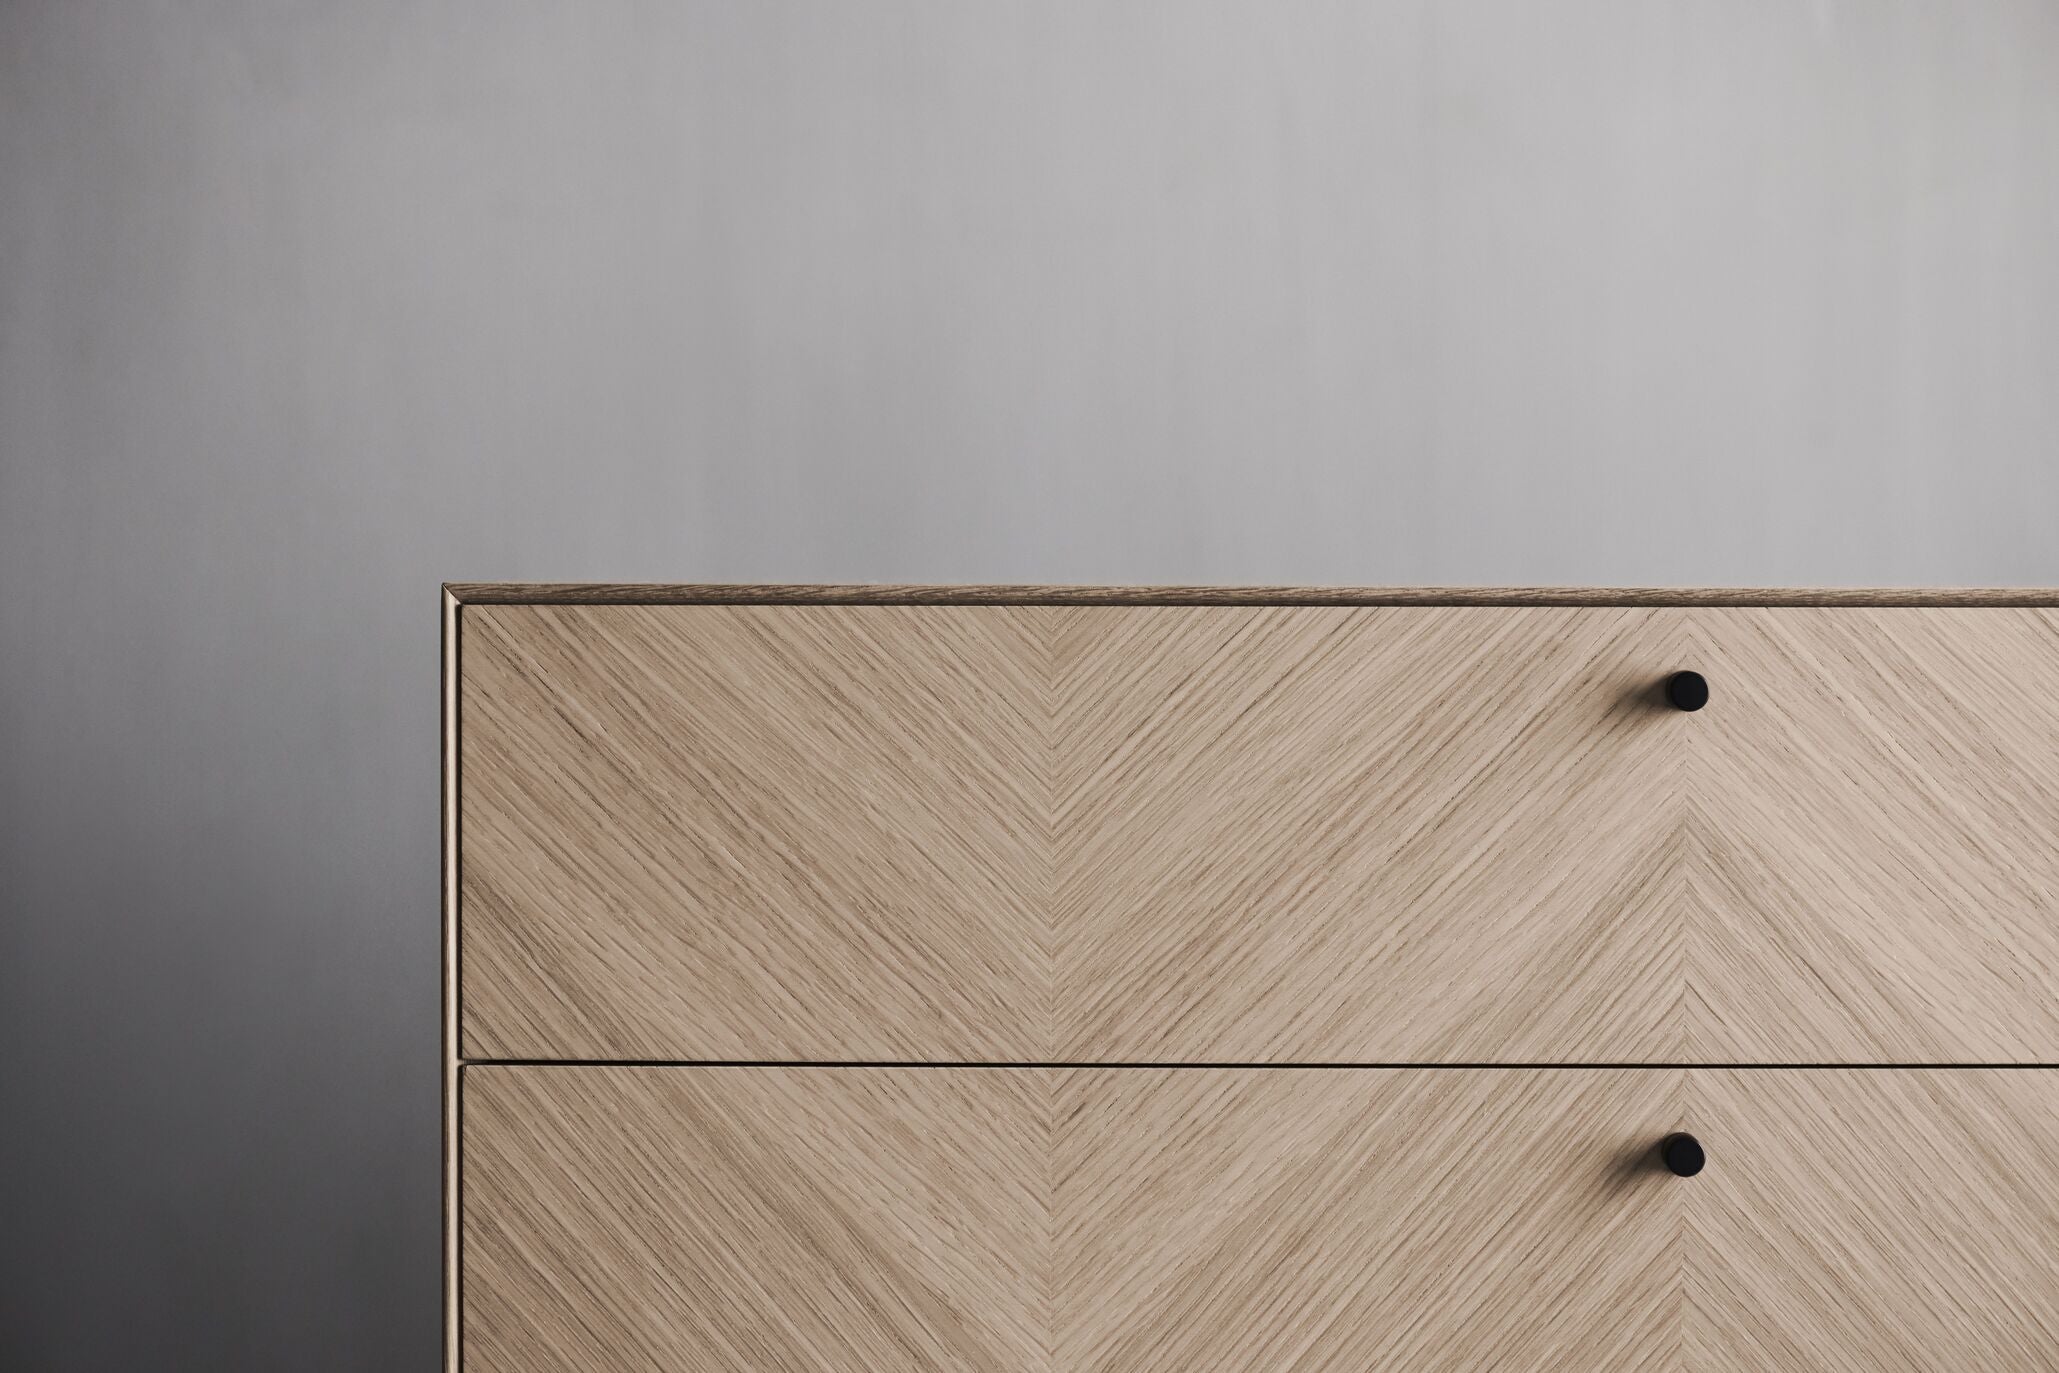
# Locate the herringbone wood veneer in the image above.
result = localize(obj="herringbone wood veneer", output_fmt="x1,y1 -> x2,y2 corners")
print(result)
1689,610 -> 2059,1060
463,1066 -> 2059,1372
461,604 -> 1054,1061
463,1067 -> 1052,1372
460,603 -> 2059,1062
1686,1069 -> 2059,1369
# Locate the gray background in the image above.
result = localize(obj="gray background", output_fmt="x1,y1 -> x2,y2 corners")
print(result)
4,1 -> 2057,1366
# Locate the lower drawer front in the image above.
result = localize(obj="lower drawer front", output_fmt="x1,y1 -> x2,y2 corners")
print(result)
462,1067 -> 2059,1372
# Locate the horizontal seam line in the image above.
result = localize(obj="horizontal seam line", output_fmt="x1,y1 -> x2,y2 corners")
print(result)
450,598 -> 2059,608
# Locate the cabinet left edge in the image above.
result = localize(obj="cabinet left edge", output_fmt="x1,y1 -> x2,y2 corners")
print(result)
442,586 -> 462,1373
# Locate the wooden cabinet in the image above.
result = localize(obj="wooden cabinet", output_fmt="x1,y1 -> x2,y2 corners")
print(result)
446,586 -> 2059,1371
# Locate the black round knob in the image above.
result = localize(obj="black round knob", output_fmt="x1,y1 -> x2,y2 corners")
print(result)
1659,1132 -> 1705,1177
1665,670 -> 1709,712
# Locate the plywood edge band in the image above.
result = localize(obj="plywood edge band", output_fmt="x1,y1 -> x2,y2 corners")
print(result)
442,583 -> 2059,608
442,587 -> 462,1373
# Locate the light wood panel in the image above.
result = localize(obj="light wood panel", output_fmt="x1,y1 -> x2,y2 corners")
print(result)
1687,1069 -> 2059,1369
462,1066 -> 2059,1371
460,604 -> 1693,1061
462,1067 -> 1053,1373
462,1066 -> 1683,1372
1051,605 -> 1688,1061
459,602 -> 2059,1062
460,604 -> 1057,1061
1686,609 -> 2059,1060
1052,1068 -> 1685,1371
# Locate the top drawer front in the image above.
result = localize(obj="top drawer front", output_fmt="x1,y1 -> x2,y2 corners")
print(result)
457,602 -> 2059,1062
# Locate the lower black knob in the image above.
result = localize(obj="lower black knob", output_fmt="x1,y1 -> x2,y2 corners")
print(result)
1666,671 -> 1710,712
1659,1132 -> 1705,1177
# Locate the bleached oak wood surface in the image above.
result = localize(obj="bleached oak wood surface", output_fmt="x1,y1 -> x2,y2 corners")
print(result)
458,602 -> 2059,1062
462,1066 -> 2059,1372
447,587 -> 2059,1372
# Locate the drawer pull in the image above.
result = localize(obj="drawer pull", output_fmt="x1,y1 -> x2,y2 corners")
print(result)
1665,670 -> 1710,712
1659,1132 -> 1706,1176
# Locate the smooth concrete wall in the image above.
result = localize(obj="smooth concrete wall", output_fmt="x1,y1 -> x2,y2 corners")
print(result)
4,2 -> 2057,1366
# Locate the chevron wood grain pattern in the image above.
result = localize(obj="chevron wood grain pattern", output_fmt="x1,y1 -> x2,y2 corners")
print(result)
458,603 -> 2059,1062
1051,604 -> 1687,1061
1689,610 -> 2059,1061
458,604 -> 1679,1061
1686,1069 -> 2059,1370
460,604 -> 1057,1061
1050,1067 -> 1686,1371
461,1066 -> 1053,1373
460,1066 -> 2059,1372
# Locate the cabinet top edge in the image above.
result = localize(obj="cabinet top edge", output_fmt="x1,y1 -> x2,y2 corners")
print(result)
444,584 -> 2059,608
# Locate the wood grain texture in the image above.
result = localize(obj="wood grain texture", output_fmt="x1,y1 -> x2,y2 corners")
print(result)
463,603 -> 2059,1062
1051,1067 -> 1686,1372
449,584 -> 2059,607
460,603 -> 2059,1062
461,1066 -> 2059,1372
1689,610 -> 2059,1061
463,1066 -> 1054,1373
459,604 -> 1687,1061
1687,1069 -> 2059,1370
461,604 -> 1058,1061
451,590 -> 2059,1372
1051,605 -> 1688,1062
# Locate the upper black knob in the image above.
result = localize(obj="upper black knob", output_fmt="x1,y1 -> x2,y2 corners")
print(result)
1665,670 -> 1709,712
1659,1132 -> 1705,1177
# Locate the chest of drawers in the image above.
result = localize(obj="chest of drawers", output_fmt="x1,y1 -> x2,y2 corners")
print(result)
445,584 -> 2059,1371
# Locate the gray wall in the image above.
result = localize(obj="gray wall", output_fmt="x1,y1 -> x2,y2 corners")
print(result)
4,2 -> 2057,1366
